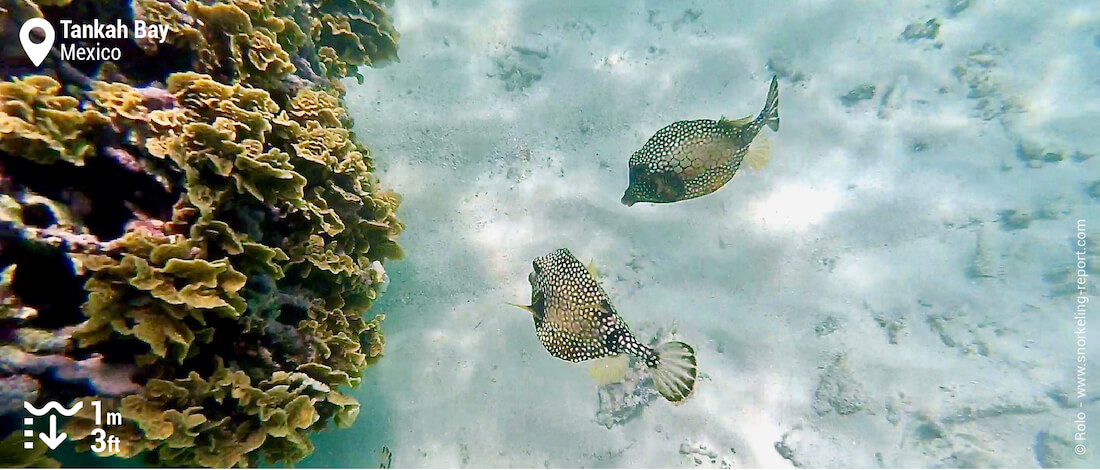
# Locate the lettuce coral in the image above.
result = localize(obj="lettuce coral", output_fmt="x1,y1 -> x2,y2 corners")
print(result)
0,76 -> 109,166
309,0 -> 401,81
129,0 -> 399,89
1,0 -> 402,466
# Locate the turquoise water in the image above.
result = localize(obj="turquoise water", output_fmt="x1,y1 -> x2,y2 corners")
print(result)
298,0 -> 1100,467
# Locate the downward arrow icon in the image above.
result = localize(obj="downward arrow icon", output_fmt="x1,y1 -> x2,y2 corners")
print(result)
39,415 -> 66,449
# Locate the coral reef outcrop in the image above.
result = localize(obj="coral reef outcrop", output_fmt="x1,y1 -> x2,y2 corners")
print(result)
1,0 -> 401,466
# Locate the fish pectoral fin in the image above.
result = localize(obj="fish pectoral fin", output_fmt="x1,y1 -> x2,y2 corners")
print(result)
743,134 -> 772,171
589,354 -> 630,385
586,260 -> 600,280
506,302 -> 537,314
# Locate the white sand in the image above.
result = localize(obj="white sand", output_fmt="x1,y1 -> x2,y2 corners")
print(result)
304,0 -> 1100,467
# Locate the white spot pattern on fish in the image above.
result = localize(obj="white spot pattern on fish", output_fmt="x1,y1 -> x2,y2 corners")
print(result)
513,248 -> 699,402
622,75 -> 779,206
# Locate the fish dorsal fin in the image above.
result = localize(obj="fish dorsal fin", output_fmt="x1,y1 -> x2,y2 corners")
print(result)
719,114 -> 754,128
742,134 -> 771,171
589,354 -> 629,385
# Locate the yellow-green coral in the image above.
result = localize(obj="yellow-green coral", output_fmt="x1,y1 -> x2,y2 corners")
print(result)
309,0 -> 400,81
0,433 -> 60,468
1,0 -> 402,466
184,0 -> 299,89
0,76 -> 108,165
74,230 -> 249,363
140,73 -> 311,216
88,82 -> 150,123
129,0 -> 396,89
66,353 -> 374,467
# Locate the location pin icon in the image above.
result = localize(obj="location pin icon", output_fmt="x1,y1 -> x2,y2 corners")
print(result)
20,18 -> 55,67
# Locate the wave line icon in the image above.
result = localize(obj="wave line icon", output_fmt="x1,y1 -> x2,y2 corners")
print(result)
24,401 -> 83,417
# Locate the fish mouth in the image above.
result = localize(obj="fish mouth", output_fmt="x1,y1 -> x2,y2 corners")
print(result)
621,193 -> 636,207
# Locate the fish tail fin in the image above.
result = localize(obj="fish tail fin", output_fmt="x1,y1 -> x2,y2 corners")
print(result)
758,75 -> 780,132
650,341 -> 698,403
379,446 -> 392,469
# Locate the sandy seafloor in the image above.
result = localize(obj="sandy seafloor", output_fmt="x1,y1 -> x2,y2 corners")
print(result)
302,0 -> 1100,467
